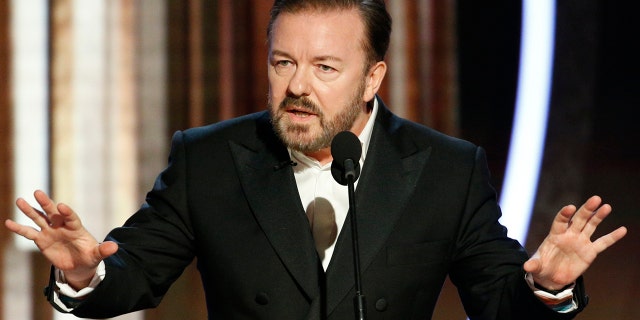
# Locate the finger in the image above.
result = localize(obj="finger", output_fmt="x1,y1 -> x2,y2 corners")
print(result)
549,204 -> 576,234
4,219 -> 41,241
592,226 -> 628,254
580,203 -> 612,237
97,241 -> 119,260
567,195 -> 602,232
52,202 -> 83,229
15,198 -> 51,229
523,258 -> 541,274
33,190 -> 60,218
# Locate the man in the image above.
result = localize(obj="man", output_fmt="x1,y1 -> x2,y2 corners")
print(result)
5,0 -> 627,319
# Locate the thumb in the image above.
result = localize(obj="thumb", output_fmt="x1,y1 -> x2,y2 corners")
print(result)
97,241 -> 119,260
523,258 -> 541,274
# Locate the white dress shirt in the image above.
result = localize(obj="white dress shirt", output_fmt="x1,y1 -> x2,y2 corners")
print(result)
290,99 -> 378,270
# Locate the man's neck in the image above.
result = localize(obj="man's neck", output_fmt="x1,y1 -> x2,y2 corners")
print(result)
305,148 -> 332,166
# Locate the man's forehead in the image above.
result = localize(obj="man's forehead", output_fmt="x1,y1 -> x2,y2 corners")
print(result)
269,9 -> 365,53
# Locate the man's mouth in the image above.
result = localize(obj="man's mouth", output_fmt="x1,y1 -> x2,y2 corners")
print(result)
286,107 -> 317,118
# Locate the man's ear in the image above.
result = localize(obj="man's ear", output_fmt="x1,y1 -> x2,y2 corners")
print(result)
363,61 -> 387,102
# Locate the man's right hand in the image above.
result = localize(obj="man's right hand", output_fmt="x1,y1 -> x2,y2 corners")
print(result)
4,190 -> 118,290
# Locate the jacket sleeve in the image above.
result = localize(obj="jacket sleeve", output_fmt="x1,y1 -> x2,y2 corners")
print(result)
60,131 -> 197,319
449,147 -> 587,320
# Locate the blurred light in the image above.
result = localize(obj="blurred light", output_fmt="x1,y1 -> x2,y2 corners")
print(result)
499,0 -> 556,245
11,0 -> 50,250
467,0 -> 556,316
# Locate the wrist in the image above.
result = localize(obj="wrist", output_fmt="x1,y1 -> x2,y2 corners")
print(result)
59,268 -> 98,291
48,262 -> 106,311
525,272 -> 579,313
529,273 -> 573,292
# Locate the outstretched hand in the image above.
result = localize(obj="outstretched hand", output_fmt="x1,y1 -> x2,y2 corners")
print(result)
524,195 -> 627,290
4,190 -> 118,289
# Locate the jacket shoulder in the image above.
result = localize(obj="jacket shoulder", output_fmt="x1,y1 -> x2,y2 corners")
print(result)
379,106 -> 479,158
180,111 -> 270,145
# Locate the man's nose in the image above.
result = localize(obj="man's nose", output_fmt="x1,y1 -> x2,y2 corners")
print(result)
287,67 -> 312,97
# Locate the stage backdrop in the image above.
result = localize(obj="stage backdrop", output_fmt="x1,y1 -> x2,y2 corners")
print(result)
0,1 -> 637,319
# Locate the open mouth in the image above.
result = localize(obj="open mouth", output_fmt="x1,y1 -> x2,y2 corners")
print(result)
286,107 -> 318,118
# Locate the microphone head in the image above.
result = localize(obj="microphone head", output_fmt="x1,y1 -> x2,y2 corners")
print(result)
331,131 -> 362,185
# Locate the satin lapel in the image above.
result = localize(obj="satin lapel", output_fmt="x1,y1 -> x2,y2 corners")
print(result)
325,112 -> 432,315
229,137 -> 320,301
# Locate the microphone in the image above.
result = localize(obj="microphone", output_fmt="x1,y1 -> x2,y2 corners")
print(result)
331,131 -> 366,320
331,131 -> 362,185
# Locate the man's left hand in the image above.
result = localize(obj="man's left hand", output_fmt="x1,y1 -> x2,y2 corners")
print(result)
524,195 -> 627,290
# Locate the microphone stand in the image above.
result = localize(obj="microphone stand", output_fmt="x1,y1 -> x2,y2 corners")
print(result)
345,159 -> 366,320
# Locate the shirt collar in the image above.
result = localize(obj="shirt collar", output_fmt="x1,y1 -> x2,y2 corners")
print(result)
358,97 -> 378,162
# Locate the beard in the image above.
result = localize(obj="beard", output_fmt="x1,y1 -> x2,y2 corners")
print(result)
269,80 -> 367,154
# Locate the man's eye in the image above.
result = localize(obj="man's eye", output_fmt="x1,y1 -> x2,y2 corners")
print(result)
273,60 -> 294,75
318,64 -> 335,72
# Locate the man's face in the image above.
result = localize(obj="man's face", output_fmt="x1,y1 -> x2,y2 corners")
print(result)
267,9 -> 373,154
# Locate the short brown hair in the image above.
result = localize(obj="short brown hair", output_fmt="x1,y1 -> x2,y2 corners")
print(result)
267,0 -> 392,68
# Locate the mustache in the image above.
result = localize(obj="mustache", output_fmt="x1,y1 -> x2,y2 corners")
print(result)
279,96 -> 322,115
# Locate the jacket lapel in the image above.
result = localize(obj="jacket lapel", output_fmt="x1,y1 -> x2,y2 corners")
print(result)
325,104 -> 432,315
226,106 -> 431,315
229,115 -> 321,302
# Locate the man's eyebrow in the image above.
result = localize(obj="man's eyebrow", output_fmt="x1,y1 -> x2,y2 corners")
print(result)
269,50 -> 343,63
269,50 -> 292,59
314,55 -> 343,63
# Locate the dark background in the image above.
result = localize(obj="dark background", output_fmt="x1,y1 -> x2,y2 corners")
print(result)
449,1 -> 639,319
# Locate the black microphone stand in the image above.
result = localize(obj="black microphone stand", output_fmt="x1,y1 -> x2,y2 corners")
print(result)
344,159 -> 366,320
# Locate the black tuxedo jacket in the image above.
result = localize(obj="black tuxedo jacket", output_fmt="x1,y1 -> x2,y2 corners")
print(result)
65,100 -> 586,319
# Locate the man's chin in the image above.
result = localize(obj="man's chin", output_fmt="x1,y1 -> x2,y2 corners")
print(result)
279,131 -> 329,153
284,137 -> 320,153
